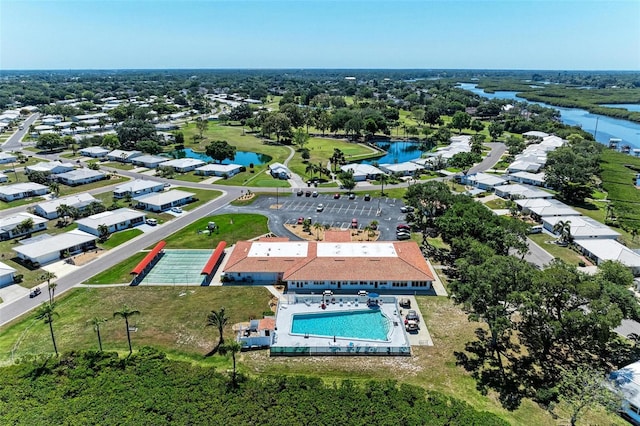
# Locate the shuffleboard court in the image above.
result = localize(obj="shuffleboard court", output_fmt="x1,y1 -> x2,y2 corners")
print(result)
139,249 -> 212,285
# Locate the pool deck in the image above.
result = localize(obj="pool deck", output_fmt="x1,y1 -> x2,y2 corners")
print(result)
272,296 -> 412,355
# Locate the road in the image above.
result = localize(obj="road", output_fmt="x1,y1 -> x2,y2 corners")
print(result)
469,142 -> 506,174
0,140 -> 508,326
0,187 -> 241,326
3,113 -> 39,150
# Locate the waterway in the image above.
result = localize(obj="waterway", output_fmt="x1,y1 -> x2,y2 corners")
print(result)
360,140 -> 423,164
600,104 -> 640,113
458,83 -> 640,150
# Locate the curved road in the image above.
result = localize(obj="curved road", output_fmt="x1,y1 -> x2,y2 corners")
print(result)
0,141 -> 508,326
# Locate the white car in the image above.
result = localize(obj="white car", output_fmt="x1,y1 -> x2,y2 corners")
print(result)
146,218 -> 158,226
316,204 -> 324,212
170,207 -> 183,213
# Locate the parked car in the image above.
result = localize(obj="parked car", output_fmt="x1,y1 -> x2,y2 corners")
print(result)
406,310 -> 420,323
400,206 -> 414,213
333,193 -> 340,199
305,191 -> 312,197
316,204 -> 324,212
297,217 -> 304,225
348,193 -> 356,200
170,207 -> 182,213
297,189 -> 304,196
357,290 -> 368,297
351,218 -> 358,228
405,319 -> 419,332
529,225 -> 543,234
29,288 -> 42,298
146,218 -> 158,226
312,191 -> 319,198
364,194 -> 371,201
399,298 -> 411,308
396,224 -> 410,231
396,233 -> 411,240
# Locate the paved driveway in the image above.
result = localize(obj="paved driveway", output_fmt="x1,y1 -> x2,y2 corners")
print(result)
220,193 -> 413,241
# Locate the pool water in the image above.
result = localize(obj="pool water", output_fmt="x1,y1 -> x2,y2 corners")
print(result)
291,310 -> 391,341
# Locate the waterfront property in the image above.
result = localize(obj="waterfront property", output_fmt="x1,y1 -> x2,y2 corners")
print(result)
0,182 -> 49,202
134,189 -> 194,212
159,158 -> 205,173
270,294 -> 411,356
76,208 -> 146,237
131,155 -> 169,169
195,163 -> 243,177
340,163 -> 382,181
378,162 -> 423,177
113,179 -> 165,199
269,162 -> 291,179
222,237 -> 435,293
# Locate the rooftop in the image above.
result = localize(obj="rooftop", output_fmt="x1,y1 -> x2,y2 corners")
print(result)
76,208 -> 145,229
13,230 -> 96,259
35,193 -> 97,213
114,179 -> 164,193
134,189 -> 194,205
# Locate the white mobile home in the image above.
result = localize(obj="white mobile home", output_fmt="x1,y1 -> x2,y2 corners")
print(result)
0,262 -> 16,287
131,155 -> 170,169
0,212 -> 47,241
76,208 -> 146,236
159,158 -> 205,172
195,163 -> 243,177
113,179 -> 165,199
13,230 -> 97,266
107,150 -> 142,162
34,193 -> 99,220
134,190 -> 194,212
0,183 -> 49,202
56,168 -> 106,186
79,146 -> 110,158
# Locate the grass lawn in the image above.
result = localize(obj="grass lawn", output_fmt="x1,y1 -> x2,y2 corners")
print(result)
57,176 -> 128,197
99,228 -> 143,249
172,186 -> 222,211
230,193 -> 291,207
102,161 -> 135,170
158,213 -> 269,249
166,172 -> 208,183
84,252 -> 146,284
528,233 -> 586,265
484,198 -> 510,209
0,286 -> 272,365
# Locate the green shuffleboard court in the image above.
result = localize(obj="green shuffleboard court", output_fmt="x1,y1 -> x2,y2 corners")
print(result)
139,249 -> 213,286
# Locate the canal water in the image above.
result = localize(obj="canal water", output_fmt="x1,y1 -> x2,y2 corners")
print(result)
458,83 -> 640,149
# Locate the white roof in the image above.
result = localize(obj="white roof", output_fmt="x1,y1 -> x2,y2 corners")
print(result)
612,360 -> 640,408
340,163 -> 382,176
134,189 -> 194,206
160,158 -> 205,168
580,240 -> 640,268
27,161 -> 75,173
108,149 -> 141,159
248,242 -> 309,258
57,168 -> 105,181
496,184 -> 551,199
540,135 -> 566,148
76,208 -> 145,229
13,230 -> 96,259
196,163 -> 243,173
0,212 -> 47,231
36,193 -> 97,214
509,171 -> 545,182
523,131 -> 549,138
133,155 -> 168,164
518,199 -> 581,217
114,179 -> 164,193
507,160 -> 542,173
0,152 -> 17,160
80,146 -> 110,154
316,242 -> 398,258
468,172 -> 508,187
380,162 -> 423,173
0,182 -> 48,196
542,215 -> 620,239
0,261 -> 16,276
269,162 -> 290,173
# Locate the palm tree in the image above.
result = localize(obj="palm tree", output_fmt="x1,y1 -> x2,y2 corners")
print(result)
219,340 -> 243,386
553,220 -> 573,245
305,163 -> 317,179
16,218 -> 35,238
88,317 -> 108,351
97,224 -> 110,243
363,225 -> 372,241
113,305 -> 140,356
41,271 -> 57,303
379,173 -> 390,196
48,281 -> 58,304
36,303 -> 59,357
48,182 -> 60,198
313,222 -> 324,241
206,307 -> 229,355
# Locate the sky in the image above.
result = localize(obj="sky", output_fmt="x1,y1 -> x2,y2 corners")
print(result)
1,0 -> 639,70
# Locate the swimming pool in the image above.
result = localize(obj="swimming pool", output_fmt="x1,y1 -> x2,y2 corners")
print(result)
291,310 -> 391,341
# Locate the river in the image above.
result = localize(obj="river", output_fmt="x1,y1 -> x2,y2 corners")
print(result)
458,83 -> 640,150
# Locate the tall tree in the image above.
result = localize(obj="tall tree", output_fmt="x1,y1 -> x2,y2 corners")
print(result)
488,121 -> 505,141
88,317 -> 108,352
16,218 -> 35,238
218,340 -> 243,386
36,302 -> 59,357
97,224 -> 110,243
292,128 -> 310,150
206,307 -> 229,355
451,111 -> 471,134
552,220 -> 573,245
195,117 -> 209,139
205,140 -> 236,164
113,305 -> 140,356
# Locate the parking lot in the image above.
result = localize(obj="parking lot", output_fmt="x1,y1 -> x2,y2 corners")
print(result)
221,192 -> 413,241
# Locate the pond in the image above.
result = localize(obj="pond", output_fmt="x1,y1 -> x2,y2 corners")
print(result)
168,148 -> 271,166
360,140 -> 425,164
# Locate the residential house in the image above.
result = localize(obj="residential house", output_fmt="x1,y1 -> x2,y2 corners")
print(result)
0,212 -> 47,241
113,179 -> 165,199
0,262 -> 17,287
195,163 -> 243,177
159,158 -> 206,173
0,182 -> 49,202
76,208 -> 146,236
0,174 -> 8,183
541,215 -> 620,240
106,150 -> 142,163
131,155 -> 170,169
516,199 -> 581,221
26,161 -> 75,175
13,230 -> 97,266
34,193 -> 99,219
463,172 -> 508,191
378,162 -> 424,176
79,146 -> 110,158
507,171 -> 546,187
0,152 -> 17,164
576,239 -> 640,276
494,184 -> 553,200
269,163 -> 292,179
134,190 -> 194,212
56,168 -> 106,186
340,163 -> 382,181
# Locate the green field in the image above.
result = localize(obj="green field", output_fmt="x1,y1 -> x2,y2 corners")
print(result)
99,228 -> 143,249
528,233 -> 587,265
